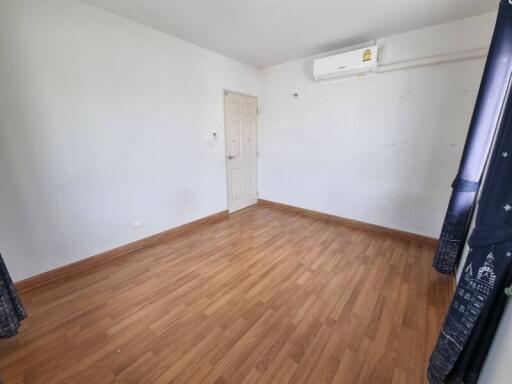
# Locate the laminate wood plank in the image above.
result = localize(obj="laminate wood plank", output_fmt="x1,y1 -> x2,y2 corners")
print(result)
15,211 -> 230,294
0,205 -> 452,384
257,199 -> 438,246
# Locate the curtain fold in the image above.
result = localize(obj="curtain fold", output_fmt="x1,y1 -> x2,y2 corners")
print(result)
428,6 -> 512,377
0,254 -> 26,339
433,0 -> 512,274
447,265 -> 512,384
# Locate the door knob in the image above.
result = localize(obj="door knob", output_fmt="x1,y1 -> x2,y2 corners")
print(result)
227,155 -> 234,160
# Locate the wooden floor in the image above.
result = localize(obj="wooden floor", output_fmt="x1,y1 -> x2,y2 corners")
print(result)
0,205 -> 453,384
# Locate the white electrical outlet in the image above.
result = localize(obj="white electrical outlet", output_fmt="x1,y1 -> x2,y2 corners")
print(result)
132,220 -> 144,229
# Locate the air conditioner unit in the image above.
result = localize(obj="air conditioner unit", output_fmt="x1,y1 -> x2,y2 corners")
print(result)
313,45 -> 380,81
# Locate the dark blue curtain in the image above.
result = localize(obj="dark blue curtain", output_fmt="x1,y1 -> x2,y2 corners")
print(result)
428,4 -> 512,381
0,254 -> 26,338
433,0 -> 512,274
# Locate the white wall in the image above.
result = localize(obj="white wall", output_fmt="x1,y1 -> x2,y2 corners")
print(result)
0,2 -> 507,378
259,13 -> 496,238
0,1 -> 498,280
0,0 -> 261,281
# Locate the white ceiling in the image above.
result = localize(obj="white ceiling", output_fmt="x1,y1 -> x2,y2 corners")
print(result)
83,0 -> 498,68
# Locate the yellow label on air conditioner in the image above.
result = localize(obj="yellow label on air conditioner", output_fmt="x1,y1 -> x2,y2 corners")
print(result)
363,49 -> 372,62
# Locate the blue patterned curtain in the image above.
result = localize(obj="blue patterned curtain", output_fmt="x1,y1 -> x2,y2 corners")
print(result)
433,0 -> 512,274
0,254 -> 26,338
428,4 -> 512,382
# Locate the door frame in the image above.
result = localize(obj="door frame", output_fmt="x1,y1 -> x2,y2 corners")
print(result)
223,89 -> 259,213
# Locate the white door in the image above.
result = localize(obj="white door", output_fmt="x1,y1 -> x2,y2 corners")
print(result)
224,91 -> 258,212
